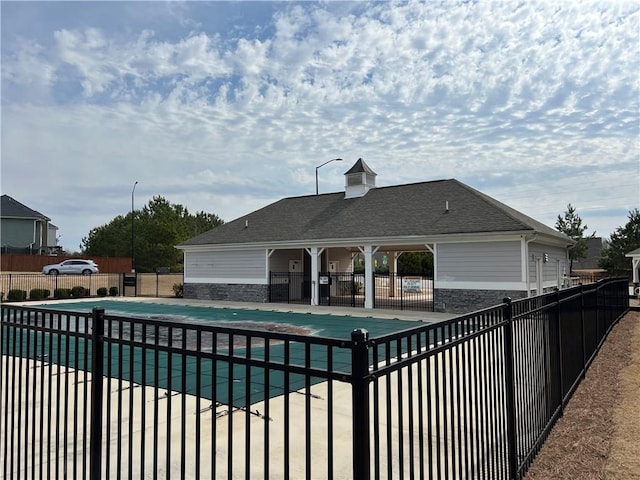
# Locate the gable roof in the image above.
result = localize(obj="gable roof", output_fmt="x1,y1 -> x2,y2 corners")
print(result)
1,195 -> 50,221
179,179 -> 571,248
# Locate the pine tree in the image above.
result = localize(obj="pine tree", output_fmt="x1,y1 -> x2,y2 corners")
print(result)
555,204 -> 594,273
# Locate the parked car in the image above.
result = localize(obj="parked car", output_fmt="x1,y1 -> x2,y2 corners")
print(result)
42,259 -> 99,275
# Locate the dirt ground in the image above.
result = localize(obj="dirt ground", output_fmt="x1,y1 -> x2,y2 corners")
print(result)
524,310 -> 640,479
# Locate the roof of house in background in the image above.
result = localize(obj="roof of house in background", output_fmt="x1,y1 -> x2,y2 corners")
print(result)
180,179 -> 572,247
1,195 -> 50,221
572,237 -> 606,270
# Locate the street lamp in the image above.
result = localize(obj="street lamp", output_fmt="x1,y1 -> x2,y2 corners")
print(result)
315,158 -> 343,195
131,181 -> 138,272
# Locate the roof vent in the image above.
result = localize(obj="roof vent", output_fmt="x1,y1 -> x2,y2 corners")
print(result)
344,158 -> 376,199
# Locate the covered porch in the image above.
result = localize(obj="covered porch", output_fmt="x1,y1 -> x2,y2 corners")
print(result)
266,243 -> 435,312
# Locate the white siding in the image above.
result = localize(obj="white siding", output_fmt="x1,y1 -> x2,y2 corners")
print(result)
437,241 -> 522,282
527,243 -> 569,289
185,250 -> 266,282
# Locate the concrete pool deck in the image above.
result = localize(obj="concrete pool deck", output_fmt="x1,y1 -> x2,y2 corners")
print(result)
23,295 -> 459,324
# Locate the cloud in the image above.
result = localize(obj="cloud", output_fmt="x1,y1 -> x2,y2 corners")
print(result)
1,0 -> 638,251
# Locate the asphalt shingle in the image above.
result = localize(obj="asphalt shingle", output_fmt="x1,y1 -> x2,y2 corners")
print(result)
180,179 -> 570,247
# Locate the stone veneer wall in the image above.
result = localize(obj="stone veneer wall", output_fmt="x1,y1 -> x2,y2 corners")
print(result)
434,288 -> 528,314
184,283 -> 269,303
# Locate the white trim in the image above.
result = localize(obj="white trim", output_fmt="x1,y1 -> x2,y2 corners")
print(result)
436,280 -> 528,291
176,231 -> 568,252
631,257 -> 640,283
184,277 -> 268,285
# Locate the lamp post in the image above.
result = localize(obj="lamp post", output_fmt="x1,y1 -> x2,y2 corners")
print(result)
315,158 -> 343,195
131,181 -> 138,272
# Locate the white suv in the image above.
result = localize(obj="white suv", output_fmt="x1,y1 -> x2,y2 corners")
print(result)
42,259 -> 99,275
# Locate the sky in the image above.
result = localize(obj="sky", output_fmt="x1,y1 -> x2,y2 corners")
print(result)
1,1 -> 639,252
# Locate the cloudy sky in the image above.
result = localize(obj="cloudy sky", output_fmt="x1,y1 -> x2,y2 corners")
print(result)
2,1 -> 638,252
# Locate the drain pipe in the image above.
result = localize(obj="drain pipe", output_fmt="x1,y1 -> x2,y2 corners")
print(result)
524,234 -> 537,297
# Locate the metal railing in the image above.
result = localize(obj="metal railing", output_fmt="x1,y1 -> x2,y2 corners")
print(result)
268,271 -> 434,311
372,273 -> 434,311
0,278 -> 629,479
0,272 -> 183,300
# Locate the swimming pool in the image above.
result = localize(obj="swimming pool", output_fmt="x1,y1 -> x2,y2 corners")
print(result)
6,300 -> 424,408
35,299 -> 419,339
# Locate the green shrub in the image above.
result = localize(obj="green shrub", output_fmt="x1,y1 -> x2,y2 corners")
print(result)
109,286 -> 119,297
172,283 -> 184,298
71,286 -> 87,297
7,289 -> 27,301
97,287 -> 108,297
29,288 -> 50,301
54,288 -> 71,299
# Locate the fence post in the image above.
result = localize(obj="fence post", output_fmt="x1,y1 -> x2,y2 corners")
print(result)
351,328 -> 370,480
351,272 -> 356,307
90,307 -> 105,480
554,288 -> 565,415
580,284 -> 587,378
502,298 -> 518,480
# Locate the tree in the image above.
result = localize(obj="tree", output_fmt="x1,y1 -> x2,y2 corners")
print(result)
555,204 -> 594,273
81,196 -> 223,272
599,208 -> 640,275
397,252 -> 434,276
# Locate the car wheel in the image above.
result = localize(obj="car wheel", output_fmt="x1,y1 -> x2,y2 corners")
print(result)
82,269 -> 92,275
49,269 -> 59,275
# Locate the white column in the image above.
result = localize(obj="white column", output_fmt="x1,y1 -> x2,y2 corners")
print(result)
306,247 -> 323,306
632,257 -> 639,283
388,252 -> 399,297
362,245 -> 377,309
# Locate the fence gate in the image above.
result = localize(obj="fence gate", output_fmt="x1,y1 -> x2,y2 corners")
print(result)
317,272 -> 365,308
373,273 -> 434,311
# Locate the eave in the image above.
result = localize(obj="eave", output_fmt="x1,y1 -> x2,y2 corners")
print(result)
177,229 -> 570,253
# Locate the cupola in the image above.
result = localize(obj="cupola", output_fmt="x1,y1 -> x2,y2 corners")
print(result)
344,158 -> 376,199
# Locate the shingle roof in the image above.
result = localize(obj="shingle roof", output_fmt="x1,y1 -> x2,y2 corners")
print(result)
180,179 -> 570,247
1,195 -> 50,221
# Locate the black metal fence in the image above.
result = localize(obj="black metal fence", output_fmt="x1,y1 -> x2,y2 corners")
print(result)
0,272 -> 183,300
269,271 -> 433,311
372,273 -> 434,311
0,278 -> 629,479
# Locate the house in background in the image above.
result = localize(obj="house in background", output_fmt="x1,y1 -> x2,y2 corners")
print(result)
178,159 -> 573,314
571,236 -> 607,280
1,194 -> 56,254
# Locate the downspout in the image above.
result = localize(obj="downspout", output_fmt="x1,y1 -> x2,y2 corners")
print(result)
523,235 -> 537,297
